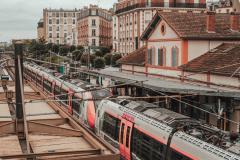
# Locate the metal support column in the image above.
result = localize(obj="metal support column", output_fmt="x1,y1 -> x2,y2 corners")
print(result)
14,41 -> 30,154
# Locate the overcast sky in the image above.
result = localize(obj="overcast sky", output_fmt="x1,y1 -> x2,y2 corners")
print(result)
0,0 -> 117,42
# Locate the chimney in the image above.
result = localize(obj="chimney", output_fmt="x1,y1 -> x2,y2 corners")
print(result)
230,12 -> 239,31
206,11 -> 216,33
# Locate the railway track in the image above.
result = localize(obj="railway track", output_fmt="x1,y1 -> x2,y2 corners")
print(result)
0,57 -> 119,160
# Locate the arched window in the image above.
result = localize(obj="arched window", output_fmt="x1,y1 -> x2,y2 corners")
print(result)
157,47 -> 166,66
171,47 -> 179,67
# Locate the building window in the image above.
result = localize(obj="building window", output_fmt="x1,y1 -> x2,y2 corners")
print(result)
92,39 -> 96,46
64,33 -> 67,38
160,23 -> 166,36
73,19 -> 75,24
92,29 -> 96,36
57,33 -> 60,38
49,19 -> 52,24
157,48 -> 166,66
92,19 -> 96,26
56,19 -> 60,24
147,48 -> 154,65
64,19 -> 67,24
57,26 -> 60,31
171,47 -> 179,67
64,12 -> 67,17
49,33 -> 52,38
56,12 -> 59,17
49,26 -> 52,31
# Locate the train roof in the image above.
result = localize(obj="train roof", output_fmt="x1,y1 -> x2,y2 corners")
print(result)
107,99 -> 240,157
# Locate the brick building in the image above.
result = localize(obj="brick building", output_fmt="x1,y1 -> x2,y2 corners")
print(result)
77,5 -> 113,48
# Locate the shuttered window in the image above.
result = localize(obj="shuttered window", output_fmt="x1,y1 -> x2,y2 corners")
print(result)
172,47 -> 179,67
158,48 -> 165,66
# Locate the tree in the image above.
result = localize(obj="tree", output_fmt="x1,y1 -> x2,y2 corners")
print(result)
72,50 -> 83,61
59,45 -> 69,56
80,54 -> 96,66
95,50 -> 105,57
52,44 -> 60,53
94,57 -> 105,69
46,43 -> 53,51
111,54 -> 122,66
99,46 -> 111,54
104,53 -> 112,65
70,45 -> 76,52
77,45 -> 84,50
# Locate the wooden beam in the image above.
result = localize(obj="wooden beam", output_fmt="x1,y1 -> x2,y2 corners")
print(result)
28,121 -> 83,137
29,118 -> 68,126
0,149 -> 101,159
0,121 -> 15,135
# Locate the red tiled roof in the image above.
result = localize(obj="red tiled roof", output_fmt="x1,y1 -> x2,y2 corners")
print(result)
179,43 -> 240,77
141,11 -> 240,40
117,46 -> 147,66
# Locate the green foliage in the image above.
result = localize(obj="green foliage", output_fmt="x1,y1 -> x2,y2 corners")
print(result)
70,45 -> 76,52
72,50 -> 83,61
29,39 -> 47,59
104,53 -> 112,65
112,53 -> 122,66
46,43 -> 53,51
77,45 -> 84,50
80,54 -> 96,66
51,44 -> 60,53
59,45 -> 69,56
95,50 -> 105,57
94,57 -> 105,69
99,46 -> 111,54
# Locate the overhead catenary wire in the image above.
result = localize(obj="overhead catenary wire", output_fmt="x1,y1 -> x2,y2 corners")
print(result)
25,79 -> 148,102
147,87 -> 240,125
24,58 -> 240,125
26,94 -> 196,104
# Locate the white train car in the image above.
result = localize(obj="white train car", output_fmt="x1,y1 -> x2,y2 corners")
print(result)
95,99 -> 240,160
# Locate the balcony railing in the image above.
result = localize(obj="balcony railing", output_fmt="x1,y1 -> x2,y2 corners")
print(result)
115,2 -> 206,14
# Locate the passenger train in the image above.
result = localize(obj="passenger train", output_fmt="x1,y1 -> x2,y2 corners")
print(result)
24,62 -> 240,160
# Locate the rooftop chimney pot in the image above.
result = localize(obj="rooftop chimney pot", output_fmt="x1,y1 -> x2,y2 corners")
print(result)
206,11 -> 216,33
230,12 -> 239,32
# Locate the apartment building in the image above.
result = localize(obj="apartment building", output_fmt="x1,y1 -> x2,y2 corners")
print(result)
37,19 -> 44,40
113,0 -> 206,56
43,8 -> 79,45
77,5 -> 112,48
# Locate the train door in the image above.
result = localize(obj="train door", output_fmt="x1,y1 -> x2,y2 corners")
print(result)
119,118 -> 133,160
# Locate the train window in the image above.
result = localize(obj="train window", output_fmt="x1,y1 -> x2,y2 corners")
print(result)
102,113 -> 120,141
54,85 -> 61,99
43,80 -> 51,93
72,96 -> 80,113
120,123 -> 125,144
36,75 -> 42,87
171,150 -> 192,160
126,126 -> 131,148
60,89 -> 68,105
131,128 -> 165,160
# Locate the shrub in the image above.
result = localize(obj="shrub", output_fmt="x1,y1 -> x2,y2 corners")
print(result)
94,57 -> 105,69
104,53 -> 112,65
112,54 -> 122,66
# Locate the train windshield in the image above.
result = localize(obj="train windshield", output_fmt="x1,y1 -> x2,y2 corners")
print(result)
92,89 -> 111,109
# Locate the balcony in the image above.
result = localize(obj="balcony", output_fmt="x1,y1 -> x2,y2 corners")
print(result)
115,2 -> 206,14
